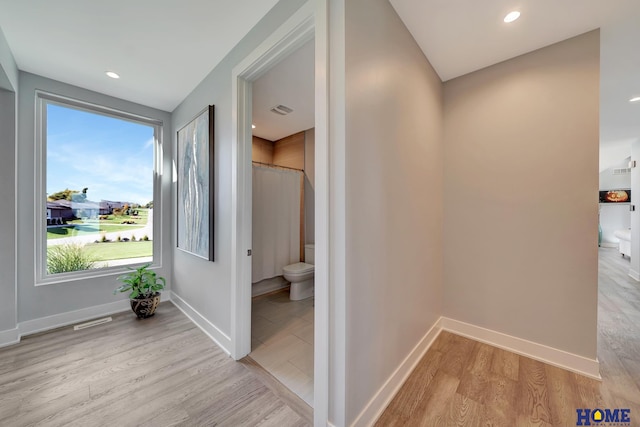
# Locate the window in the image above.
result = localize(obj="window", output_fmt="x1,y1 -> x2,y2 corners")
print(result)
36,92 -> 162,283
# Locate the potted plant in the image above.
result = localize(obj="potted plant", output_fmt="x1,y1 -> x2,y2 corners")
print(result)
114,263 -> 166,318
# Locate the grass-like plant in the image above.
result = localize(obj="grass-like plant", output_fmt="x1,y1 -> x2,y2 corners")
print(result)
114,263 -> 165,299
47,243 -> 97,274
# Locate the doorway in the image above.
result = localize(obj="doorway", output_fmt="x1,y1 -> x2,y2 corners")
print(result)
229,2 -> 329,423
248,37 -> 316,405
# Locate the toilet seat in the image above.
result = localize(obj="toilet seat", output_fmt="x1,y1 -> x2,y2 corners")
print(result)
283,262 -> 314,275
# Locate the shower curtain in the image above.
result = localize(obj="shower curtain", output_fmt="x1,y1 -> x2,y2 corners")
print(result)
252,165 -> 302,283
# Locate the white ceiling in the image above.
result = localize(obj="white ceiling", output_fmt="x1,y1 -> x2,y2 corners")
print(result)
252,39 -> 314,141
389,0 -> 640,154
0,0 -> 639,152
0,0 -> 279,112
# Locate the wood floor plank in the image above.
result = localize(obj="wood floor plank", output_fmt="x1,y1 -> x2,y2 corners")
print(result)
544,364 -> 582,426
491,346 -> 519,381
374,349 -> 444,426
412,370 -> 460,426
516,357 -> 553,426
434,332 -> 476,379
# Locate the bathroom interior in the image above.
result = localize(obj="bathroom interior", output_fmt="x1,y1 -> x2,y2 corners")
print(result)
248,39 -> 315,407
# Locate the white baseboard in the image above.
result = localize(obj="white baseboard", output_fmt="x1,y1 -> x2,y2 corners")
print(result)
629,269 -> 640,282
348,316 -> 602,427
19,299 -> 132,337
350,320 -> 442,427
440,317 -> 601,380
252,276 -> 289,297
170,291 -> 232,355
0,327 -> 20,348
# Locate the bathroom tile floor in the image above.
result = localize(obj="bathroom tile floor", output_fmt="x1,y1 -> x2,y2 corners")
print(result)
250,289 -> 314,407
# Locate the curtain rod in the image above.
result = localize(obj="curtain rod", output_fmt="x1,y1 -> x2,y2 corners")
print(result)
252,161 -> 303,173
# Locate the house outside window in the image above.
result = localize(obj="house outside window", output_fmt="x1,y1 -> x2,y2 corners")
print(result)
36,92 -> 163,283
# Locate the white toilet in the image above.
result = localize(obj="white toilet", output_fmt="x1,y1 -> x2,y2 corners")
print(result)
283,244 -> 314,300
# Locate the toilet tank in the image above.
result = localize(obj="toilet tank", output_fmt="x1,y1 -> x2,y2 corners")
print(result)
304,244 -> 315,265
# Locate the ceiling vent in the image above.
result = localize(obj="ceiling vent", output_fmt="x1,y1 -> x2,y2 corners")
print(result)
613,167 -> 631,175
270,104 -> 294,116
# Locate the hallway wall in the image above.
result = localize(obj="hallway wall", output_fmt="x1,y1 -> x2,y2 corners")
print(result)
443,30 -> 600,359
344,0 -> 444,422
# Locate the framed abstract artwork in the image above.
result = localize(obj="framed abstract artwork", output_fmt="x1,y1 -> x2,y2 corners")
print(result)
176,105 -> 214,260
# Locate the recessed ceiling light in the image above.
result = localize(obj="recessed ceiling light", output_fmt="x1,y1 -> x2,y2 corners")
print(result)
105,71 -> 120,79
252,124 -> 256,129
503,11 -> 520,23
630,96 -> 640,103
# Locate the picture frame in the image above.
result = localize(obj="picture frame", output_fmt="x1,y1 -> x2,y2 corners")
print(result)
599,189 -> 631,204
176,105 -> 214,260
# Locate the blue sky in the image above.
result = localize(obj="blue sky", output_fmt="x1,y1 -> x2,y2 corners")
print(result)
47,103 -> 155,205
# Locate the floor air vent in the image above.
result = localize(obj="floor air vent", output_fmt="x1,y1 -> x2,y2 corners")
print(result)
73,317 -> 112,331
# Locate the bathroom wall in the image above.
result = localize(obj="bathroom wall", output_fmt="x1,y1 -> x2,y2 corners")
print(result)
252,135 -> 274,163
273,130 -> 305,169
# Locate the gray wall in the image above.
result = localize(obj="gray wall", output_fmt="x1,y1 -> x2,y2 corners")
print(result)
443,31 -> 600,358
0,89 -> 16,337
171,0 -> 307,342
0,26 -> 18,92
0,26 -> 17,340
344,0 -> 444,422
16,72 -> 172,322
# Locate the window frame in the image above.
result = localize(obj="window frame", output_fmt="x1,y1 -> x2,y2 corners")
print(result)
35,91 -> 164,285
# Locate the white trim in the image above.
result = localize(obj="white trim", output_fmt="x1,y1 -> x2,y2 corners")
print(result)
351,321 -> 442,427
230,3 -> 330,425
314,0 -> 330,426
170,291 -> 231,356
1,292 -> 174,347
0,327 -> 20,348
19,298 -> 132,336
251,278 -> 289,297
440,317 -> 601,380
349,317 -> 602,427
628,269 -> 640,282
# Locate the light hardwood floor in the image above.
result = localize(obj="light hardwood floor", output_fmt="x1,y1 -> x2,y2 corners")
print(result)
3,248 -> 637,426
377,247 -> 640,426
0,303 -> 312,427
250,290 -> 314,406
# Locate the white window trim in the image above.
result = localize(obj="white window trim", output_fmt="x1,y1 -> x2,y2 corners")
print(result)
34,91 -> 164,286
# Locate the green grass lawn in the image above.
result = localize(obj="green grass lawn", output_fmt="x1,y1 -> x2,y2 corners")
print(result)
47,224 -> 146,240
83,241 -> 152,261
